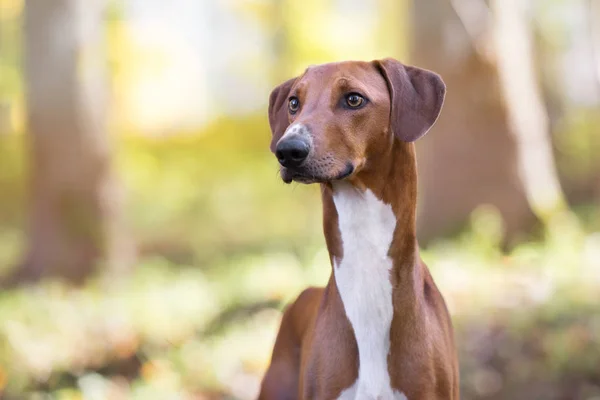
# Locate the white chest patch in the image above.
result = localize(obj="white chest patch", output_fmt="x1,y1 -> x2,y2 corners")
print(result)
332,183 -> 407,400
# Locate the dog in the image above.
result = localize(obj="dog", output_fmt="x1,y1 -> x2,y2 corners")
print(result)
258,58 -> 459,400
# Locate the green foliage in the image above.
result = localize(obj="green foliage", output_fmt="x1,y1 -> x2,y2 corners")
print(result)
0,211 -> 599,398
116,116 -> 323,268
554,109 -> 600,204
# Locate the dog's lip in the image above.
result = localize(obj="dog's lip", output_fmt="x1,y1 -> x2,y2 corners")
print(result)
333,163 -> 354,180
281,163 -> 355,184
281,171 -> 293,184
281,169 -> 315,184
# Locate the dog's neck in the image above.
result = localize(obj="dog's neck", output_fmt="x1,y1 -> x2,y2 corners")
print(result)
320,140 -> 421,398
321,140 -> 420,285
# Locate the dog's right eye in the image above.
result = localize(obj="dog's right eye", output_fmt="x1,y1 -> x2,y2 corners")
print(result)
345,93 -> 365,109
288,97 -> 300,114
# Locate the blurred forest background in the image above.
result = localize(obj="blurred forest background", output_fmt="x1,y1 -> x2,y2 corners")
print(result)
0,0 -> 599,399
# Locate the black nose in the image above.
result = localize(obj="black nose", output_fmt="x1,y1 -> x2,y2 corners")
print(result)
275,138 -> 310,168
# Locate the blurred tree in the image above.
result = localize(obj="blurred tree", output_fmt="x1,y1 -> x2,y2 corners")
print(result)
491,0 -> 567,221
8,0 -> 132,284
412,0 -> 536,245
412,0 -> 567,245
533,0 -> 600,212
588,0 -> 600,203
591,0 -> 600,94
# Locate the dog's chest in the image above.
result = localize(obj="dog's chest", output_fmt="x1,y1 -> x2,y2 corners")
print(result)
331,183 -> 407,400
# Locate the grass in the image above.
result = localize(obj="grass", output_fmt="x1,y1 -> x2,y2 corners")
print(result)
0,209 -> 598,399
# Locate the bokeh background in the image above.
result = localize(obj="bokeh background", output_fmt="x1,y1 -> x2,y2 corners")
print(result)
0,0 -> 599,399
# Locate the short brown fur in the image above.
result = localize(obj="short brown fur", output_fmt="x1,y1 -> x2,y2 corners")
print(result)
259,59 -> 459,399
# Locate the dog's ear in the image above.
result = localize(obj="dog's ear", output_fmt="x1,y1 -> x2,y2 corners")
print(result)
374,58 -> 446,142
268,77 -> 296,152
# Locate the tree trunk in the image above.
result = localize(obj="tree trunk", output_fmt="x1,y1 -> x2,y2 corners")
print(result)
10,0 -> 132,284
588,0 -> 600,203
591,0 -> 600,97
411,0 -> 538,246
491,0 -> 567,221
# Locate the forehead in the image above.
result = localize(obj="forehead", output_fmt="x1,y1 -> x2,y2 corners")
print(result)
293,61 -> 388,95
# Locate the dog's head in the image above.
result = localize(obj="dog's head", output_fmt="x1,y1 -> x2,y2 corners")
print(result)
268,58 -> 445,184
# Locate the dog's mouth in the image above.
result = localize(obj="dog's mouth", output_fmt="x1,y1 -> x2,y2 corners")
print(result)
280,162 -> 355,184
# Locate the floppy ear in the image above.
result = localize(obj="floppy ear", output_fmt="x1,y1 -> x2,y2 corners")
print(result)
268,77 -> 296,152
374,58 -> 446,142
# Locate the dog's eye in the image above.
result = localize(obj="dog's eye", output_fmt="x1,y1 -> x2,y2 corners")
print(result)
288,97 -> 300,114
346,93 -> 364,108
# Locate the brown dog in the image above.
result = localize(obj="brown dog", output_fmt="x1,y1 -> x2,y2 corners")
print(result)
258,59 -> 459,400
